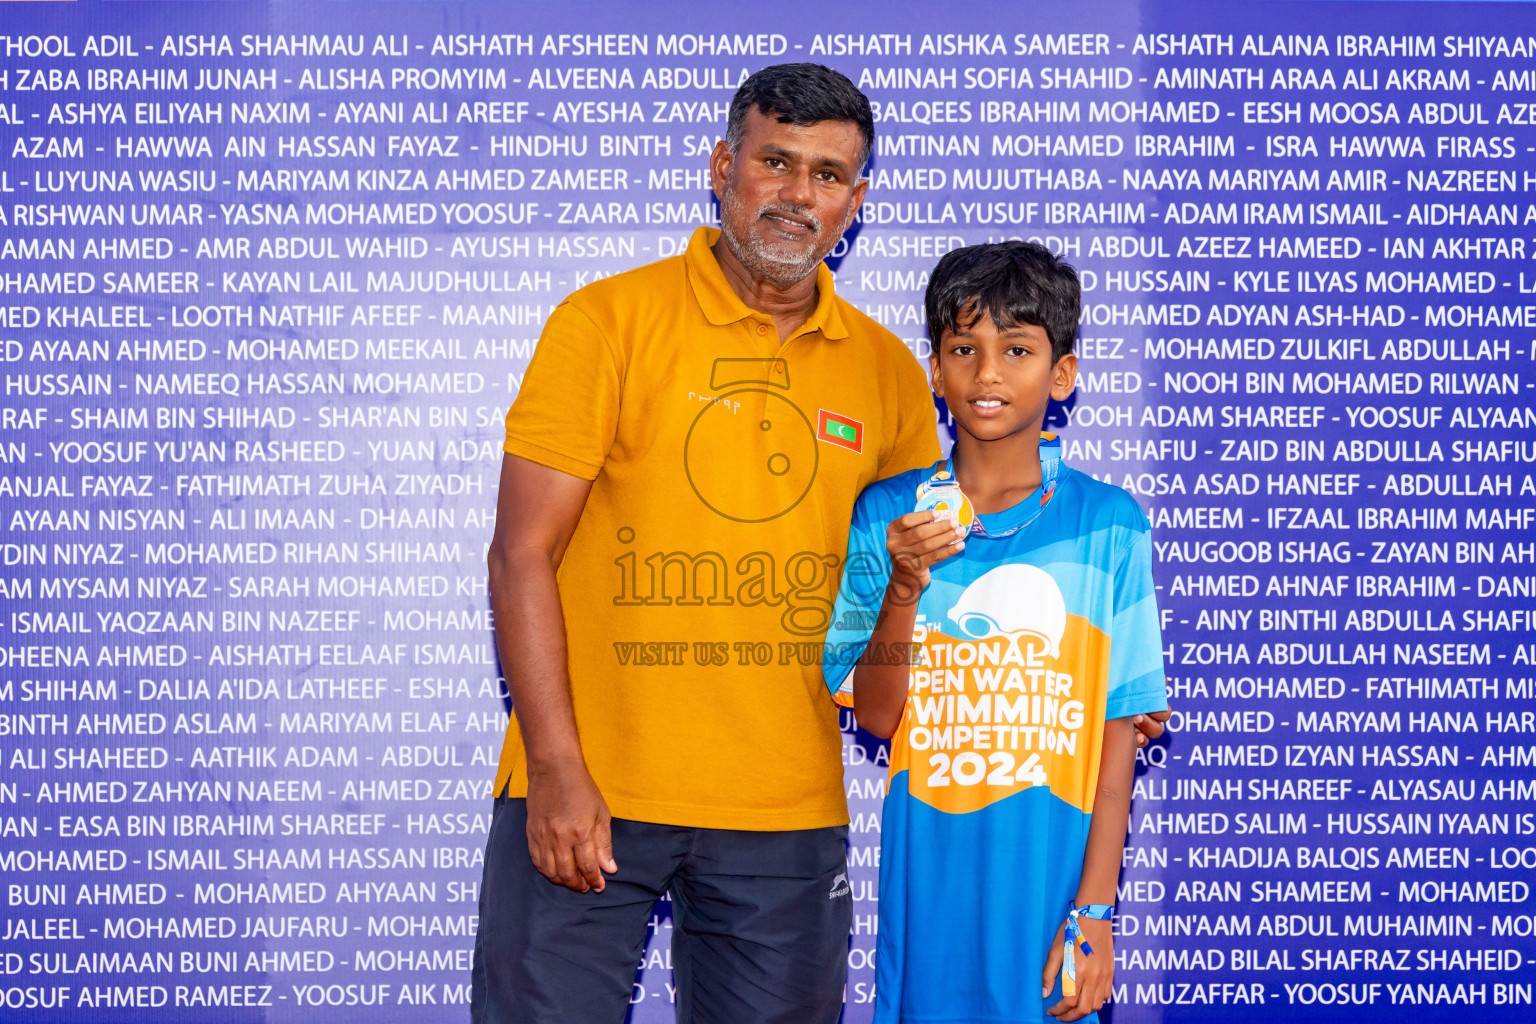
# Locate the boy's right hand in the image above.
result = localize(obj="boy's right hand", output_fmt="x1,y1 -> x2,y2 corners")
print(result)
886,510 -> 967,592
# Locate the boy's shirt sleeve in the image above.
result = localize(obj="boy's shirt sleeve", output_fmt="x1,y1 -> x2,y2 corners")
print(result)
1104,527 -> 1171,720
822,484 -> 898,707
502,301 -> 621,481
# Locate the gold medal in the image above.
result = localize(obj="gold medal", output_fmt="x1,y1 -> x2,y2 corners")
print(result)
915,469 -> 974,531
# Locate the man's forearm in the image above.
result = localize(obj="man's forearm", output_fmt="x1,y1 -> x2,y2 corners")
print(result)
1077,717 -> 1136,905
489,543 -> 584,770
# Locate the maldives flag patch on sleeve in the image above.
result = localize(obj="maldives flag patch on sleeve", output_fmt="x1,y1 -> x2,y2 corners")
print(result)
817,410 -> 863,453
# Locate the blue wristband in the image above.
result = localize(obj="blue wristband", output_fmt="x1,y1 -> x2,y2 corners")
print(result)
1062,902 -> 1115,997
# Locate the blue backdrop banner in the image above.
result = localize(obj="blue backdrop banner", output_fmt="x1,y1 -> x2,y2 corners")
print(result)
1,2 -> 1535,1020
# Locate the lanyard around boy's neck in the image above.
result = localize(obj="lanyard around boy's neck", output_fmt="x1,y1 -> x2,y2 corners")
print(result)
926,432 -> 1061,540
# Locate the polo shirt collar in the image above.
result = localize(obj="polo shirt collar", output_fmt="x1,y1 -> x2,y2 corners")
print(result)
683,225 -> 849,341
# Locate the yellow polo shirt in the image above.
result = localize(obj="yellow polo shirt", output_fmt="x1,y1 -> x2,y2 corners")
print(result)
497,226 -> 939,830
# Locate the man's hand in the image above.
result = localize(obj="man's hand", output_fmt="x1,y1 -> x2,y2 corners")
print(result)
1042,916 -> 1114,1021
525,760 -> 617,893
1133,706 -> 1171,748
885,510 -> 966,593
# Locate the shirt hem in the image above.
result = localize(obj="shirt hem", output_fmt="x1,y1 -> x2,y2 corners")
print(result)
605,793 -> 850,832
1105,689 -> 1170,721
495,780 -> 850,830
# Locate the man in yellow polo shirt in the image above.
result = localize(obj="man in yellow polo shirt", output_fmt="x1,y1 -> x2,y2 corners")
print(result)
470,63 -> 1159,1024
471,65 -> 928,1024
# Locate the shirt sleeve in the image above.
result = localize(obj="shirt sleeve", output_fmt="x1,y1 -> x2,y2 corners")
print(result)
821,485 -> 897,707
1104,528 -> 1170,720
877,355 -> 941,481
502,301 -> 621,481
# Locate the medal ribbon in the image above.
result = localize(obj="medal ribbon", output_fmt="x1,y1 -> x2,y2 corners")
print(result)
1061,901 -> 1115,998
923,432 -> 1062,539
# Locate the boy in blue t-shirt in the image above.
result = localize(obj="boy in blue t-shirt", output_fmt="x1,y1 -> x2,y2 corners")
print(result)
824,242 -> 1169,1024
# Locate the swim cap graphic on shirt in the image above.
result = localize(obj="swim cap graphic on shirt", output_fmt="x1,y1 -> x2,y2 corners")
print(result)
946,563 -> 1067,659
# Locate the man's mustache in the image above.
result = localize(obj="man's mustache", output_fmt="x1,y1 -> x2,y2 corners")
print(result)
757,202 -> 822,235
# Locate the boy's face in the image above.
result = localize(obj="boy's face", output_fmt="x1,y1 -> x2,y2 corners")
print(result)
929,310 -> 1078,444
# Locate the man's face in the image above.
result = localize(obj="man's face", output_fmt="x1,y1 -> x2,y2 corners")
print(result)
711,107 -> 869,287
929,312 -> 1077,444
